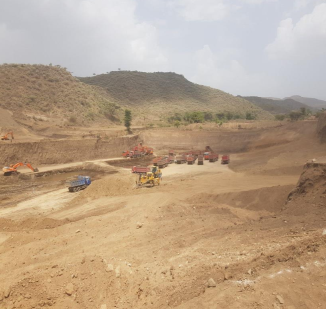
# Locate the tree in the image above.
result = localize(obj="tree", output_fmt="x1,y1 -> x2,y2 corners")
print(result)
124,109 -> 132,133
174,120 -> 181,128
288,111 -> 302,121
275,114 -> 285,121
245,112 -> 256,120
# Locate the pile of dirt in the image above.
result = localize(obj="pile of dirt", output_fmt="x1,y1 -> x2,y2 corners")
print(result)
72,172 -> 137,202
286,163 -> 326,215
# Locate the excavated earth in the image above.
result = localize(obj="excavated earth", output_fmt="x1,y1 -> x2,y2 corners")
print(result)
1,119 -> 326,309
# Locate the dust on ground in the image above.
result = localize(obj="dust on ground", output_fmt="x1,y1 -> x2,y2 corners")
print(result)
1,120 -> 326,309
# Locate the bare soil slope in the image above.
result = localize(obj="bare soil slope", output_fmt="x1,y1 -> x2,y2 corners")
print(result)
1,120 -> 326,309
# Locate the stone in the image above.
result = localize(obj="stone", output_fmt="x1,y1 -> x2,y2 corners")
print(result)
100,305 -> 107,309
207,278 -> 216,288
276,295 -> 284,304
136,222 -> 143,229
76,230 -> 81,233
106,264 -> 114,272
248,269 -> 253,275
4,287 -> 11,298
65,283 -> 74,296
115,266 -> 121,278
322,229 -> 326,236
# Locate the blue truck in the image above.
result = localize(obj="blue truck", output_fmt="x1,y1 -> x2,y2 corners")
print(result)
67,176 -> 91,192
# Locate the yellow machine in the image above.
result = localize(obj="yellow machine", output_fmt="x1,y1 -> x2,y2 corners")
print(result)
136,167 -> 161,188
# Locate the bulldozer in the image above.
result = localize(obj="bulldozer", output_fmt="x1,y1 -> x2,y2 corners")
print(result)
3,162 -> 39,176
1,131 -> 14,141
136,166 -> 161,188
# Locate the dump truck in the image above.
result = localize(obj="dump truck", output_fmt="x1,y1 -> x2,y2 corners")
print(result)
208,154 -> 219,162
132,166 -> 150,173
67,176 -> 91,192
198,155 -> 204,165
187,155 -> 196,165
152,157 -> 162,166
221,155 -> 230,164
157,157 -> 169,168
175,155 -> 186,164
203,152 -> 211,160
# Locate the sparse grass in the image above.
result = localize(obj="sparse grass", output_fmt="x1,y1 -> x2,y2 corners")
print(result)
79,71 -> 273,120
0,64 -> 119,123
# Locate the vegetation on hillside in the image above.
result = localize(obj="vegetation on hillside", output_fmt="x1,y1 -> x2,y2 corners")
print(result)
240,96 -> 312,115
0,64 -> 119,123
79,71 -> 272,120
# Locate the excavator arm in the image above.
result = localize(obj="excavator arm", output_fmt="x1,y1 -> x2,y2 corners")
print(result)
1,131 -> 14,140
3,162 -> 39,176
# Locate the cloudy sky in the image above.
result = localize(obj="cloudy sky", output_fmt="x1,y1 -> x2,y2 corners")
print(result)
0,0 -> 325,99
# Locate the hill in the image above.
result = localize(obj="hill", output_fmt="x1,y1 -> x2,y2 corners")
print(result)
0,64 -> 119,125
287,95 -> 326,110
79,71 -> 272,120
240,96 -> 312,114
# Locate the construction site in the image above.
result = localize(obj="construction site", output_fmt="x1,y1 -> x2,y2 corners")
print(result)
0,112 -> 326,309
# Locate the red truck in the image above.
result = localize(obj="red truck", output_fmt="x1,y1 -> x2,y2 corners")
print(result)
132,166 -> 150,173
187,155 -> 196,165
198,155 -> 204,165
203,152 -> 211,160
158,158 -> 169,168
176,155 -> 186,164
221,155 -> 230,164
152,157 -> 162,166
208,154 -> 219,162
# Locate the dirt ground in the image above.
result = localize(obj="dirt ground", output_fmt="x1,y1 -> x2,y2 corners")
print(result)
1,120 -> 326,309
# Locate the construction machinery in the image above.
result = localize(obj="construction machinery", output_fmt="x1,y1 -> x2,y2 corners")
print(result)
208,154 -> 219,162
67,176 -> 91,192
136,166 -> 161,188
132,166 -> 150,173
198,155 -> 204,165
1,131 -> 14,141
176,155 -> 186,164
221,155 -> 230,164
187,155 -> 196,165
3,162 -> 39,176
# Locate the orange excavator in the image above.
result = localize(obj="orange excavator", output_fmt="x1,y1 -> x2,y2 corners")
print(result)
3,162 -> 39,176
1,131 -> 14,141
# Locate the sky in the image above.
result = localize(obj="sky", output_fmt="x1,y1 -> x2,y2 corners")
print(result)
0,0 -> 325,99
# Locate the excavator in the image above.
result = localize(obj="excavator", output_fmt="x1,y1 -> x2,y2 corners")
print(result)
3,162 -> 39,176
1,131 -> 14,141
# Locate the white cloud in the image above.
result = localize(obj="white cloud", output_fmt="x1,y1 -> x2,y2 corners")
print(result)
191,45 -> 276,96
0,0 -> 167,75
168,0 -> 230,21
266,3 -> 326,59
240,0 -> 277,4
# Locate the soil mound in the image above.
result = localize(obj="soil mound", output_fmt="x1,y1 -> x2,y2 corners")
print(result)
286,163 -> 326,215
72,172 -> 137,203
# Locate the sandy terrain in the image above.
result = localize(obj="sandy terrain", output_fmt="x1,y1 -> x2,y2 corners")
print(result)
0,119 -> 326,309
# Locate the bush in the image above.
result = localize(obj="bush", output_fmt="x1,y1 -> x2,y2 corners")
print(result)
275,114 -> 285,121
288,111 -> 302,121
245,112 -> 256,120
